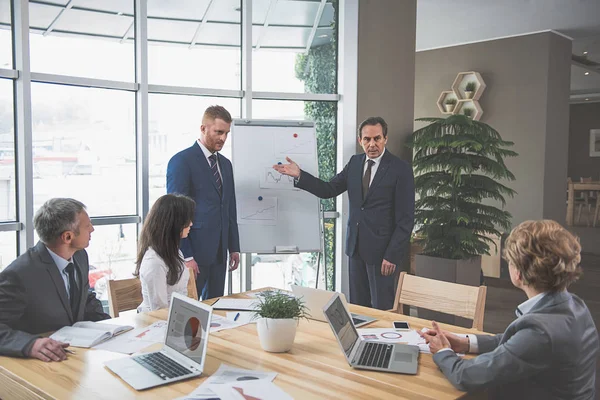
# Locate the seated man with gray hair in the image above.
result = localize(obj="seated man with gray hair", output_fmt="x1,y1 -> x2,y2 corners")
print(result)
0,198 -> 110,361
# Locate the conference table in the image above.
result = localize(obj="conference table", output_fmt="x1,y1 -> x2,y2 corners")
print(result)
0,288 -> 488,399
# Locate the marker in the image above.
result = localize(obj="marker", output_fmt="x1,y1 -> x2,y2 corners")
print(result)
64,348 -> 76,355
258,196 -> 263,201
234,313 -> 240,321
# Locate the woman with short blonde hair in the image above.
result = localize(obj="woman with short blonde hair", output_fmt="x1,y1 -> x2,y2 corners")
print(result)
421,220 -> 599,399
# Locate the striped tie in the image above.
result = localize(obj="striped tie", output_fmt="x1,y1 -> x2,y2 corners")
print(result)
209,154 -> 222,196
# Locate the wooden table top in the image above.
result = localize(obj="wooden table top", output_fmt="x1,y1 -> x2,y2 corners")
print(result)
0,289 -> 487,400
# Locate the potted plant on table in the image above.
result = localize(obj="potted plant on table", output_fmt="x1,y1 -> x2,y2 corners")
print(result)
407,115 -> 517,290
253,291 -> 309,353
444,98 -> 457,113
464,81 -> 477,99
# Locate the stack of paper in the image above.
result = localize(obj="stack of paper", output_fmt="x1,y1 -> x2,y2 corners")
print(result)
93,321 -> 167,354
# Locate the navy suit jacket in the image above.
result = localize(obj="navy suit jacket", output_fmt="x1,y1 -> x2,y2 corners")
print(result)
0,242 -> 110,357
166,142 -> 240,265
295,149 -> 414,266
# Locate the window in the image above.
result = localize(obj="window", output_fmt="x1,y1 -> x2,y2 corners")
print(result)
28,1 -> 134,81
0,231 -> 16,271
148,94 -> 240,206
31,83 -> 136,217
0,78 -> 15,221
0,0 -> 11,69
147,0 -> 241,90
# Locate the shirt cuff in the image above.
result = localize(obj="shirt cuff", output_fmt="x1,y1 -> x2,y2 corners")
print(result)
437,348 -> 454,354
184,257 -> 194,262
466,334 -> 479,354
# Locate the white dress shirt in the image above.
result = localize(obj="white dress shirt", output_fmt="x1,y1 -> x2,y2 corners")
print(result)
363,148 -> 386,186
46,246 -> 77,300
197,139 -> 222,179
137,247 -> 190,312
437,291 -> 548,354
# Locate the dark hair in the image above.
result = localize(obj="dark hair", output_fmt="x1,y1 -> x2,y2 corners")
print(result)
34,198 -> 86,244
358,116 -> 388,138
203,105 -> 232,124
134,194 -> 196,286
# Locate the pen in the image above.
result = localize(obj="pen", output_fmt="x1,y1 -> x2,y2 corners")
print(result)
64,348 -> 76,355
234,312 -> 240,321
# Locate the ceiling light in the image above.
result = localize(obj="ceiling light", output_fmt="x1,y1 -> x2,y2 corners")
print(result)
318,34 -> 328,38
583,51 -> 588,55
117,11 -> 123,16
585,72 -> 590,76
585,98 -> 590,101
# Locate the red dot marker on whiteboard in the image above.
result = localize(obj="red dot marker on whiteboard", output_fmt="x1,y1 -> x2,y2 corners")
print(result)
293,133 -> 298,138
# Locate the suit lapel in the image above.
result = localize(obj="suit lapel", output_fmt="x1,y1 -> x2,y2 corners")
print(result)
37,242 -> 74,323
193,142 -> 219,195
364,150 -> 391,202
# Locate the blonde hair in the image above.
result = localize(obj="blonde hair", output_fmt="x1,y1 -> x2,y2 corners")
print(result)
202,105 -> 232,124
502,220 -> 582,292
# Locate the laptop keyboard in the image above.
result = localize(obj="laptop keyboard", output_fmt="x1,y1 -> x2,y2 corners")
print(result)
133,352 -> 192,380
357,342 -> 393,369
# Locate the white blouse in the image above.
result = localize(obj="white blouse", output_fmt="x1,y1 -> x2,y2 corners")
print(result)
137,247 -> 189,312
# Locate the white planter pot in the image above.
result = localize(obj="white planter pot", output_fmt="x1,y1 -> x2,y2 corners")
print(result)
444,104 -> 455,112
464,91 -> 474,99
256,318 -> 298,353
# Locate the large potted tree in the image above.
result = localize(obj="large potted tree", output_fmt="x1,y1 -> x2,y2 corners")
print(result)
407,115 -> 517,300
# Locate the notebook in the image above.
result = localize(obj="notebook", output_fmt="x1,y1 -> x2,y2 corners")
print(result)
50,321 -> 133,348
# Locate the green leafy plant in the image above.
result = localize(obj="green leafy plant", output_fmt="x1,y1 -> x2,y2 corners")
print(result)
463,108 -> 474,117
407,115 -> 517,260
445,98 -> 457,105
253,291 -> 310,320
465,81 -> 477,92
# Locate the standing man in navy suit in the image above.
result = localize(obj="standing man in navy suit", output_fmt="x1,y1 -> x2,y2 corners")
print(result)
167,105 -> 240,300
273,117 -> 414,310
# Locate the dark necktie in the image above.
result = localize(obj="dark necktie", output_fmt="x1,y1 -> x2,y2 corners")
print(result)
65,262 -> 80,317
362,159 -> 375,200
209,154 -> 222,196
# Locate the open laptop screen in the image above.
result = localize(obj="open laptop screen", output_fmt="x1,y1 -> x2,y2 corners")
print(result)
323,295 -> 359,359
165,296 -> 210,365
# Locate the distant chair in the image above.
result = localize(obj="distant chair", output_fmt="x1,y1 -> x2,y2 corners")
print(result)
107,278 -> 142,318
187,267 -> 198,301
579,177 -> 597,226
390,272 -> 487,331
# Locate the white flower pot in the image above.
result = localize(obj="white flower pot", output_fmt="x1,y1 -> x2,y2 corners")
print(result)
464,91 -> 474,99
444,104 -> 455,112
256,318 -> 298,353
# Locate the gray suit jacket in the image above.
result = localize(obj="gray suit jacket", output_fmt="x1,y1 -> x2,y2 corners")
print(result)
433,291 -> 599,399
0,242 -> 110,357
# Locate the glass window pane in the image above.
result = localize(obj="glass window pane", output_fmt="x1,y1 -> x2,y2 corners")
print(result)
0,231 -> 17,272
31,83 -> 136,217
148,94 -> 240,206
252,4 -> 336,94
0,78 -> 15,221
147,0 -> 241,89
29,1 -> 134,81
0,0 -> 11,68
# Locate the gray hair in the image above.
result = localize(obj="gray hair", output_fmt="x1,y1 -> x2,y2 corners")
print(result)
34,198 -> 86,245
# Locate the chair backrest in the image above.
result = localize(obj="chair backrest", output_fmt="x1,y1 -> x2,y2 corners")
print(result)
187,267 -> 198,301
107,278 -> 142,318
581,177 -> 593,183
391,272 -> 487,331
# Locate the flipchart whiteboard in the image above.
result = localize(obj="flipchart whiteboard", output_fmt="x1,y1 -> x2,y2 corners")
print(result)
231,119 -> 322,254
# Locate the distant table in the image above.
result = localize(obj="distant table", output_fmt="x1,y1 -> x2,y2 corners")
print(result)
0,289 -> 487,399
566,181 -> 600,225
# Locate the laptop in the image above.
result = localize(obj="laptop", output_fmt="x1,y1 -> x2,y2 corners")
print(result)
105,292 -> 212,390
323,293 -> 419,374
291,285 -> 376,328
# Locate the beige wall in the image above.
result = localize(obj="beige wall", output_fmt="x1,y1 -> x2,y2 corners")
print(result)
357,0 -> 416,161
568,103 -> 600,181
414,32 -> 571,227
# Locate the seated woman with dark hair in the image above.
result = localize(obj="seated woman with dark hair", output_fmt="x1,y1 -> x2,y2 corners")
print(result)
421,220 -> 599,400
134,194 -> 196,312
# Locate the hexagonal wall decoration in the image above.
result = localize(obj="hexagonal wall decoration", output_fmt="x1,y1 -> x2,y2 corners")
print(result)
437,71 -> 486,121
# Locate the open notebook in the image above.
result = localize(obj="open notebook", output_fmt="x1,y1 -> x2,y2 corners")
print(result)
50,321 -> 133,348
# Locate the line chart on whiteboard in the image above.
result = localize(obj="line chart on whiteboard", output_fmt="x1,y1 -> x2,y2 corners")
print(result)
238,197 -> 278,226
260,167 -> 295,190
275,137 -> 314,156
241,205 -> 276,220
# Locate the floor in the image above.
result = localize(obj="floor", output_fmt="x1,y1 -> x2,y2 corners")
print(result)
482,224 -> 600,397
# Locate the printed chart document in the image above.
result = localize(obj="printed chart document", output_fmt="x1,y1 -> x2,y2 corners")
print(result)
176,364 -> 277,400
50,321 -> 133,348
238,196 -> 278,226
210,314 -> 247,333
211,298 -> 259,311
211,380 -> 293,400
93,321 -> 167,354
225,311 -> 256,325
357,328 -> 425,345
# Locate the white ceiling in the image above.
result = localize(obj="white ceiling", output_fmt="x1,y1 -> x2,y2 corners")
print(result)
416,0 -> 600,100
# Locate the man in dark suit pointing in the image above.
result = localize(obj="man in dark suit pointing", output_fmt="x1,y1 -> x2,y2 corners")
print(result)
273,117 -> 414,310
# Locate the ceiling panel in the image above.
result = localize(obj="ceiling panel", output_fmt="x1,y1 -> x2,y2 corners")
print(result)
194,22 -> 240,47
269,1 -> 319,26
203,0 -> 243,24
571,64 -> 600,92
53,9 -> 133,37
29,3 -> 63,29
73,0 -> 133,15
318,2 -> 335,28
147,0 -> 210,20
260,26 -> 310,48
0,0 -> 10,25
147,18 -> 198,43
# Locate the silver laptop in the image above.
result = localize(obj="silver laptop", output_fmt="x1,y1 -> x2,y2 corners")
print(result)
323,293 -> 419,374
291,285 -> 376,328
105,292 -> 212,390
